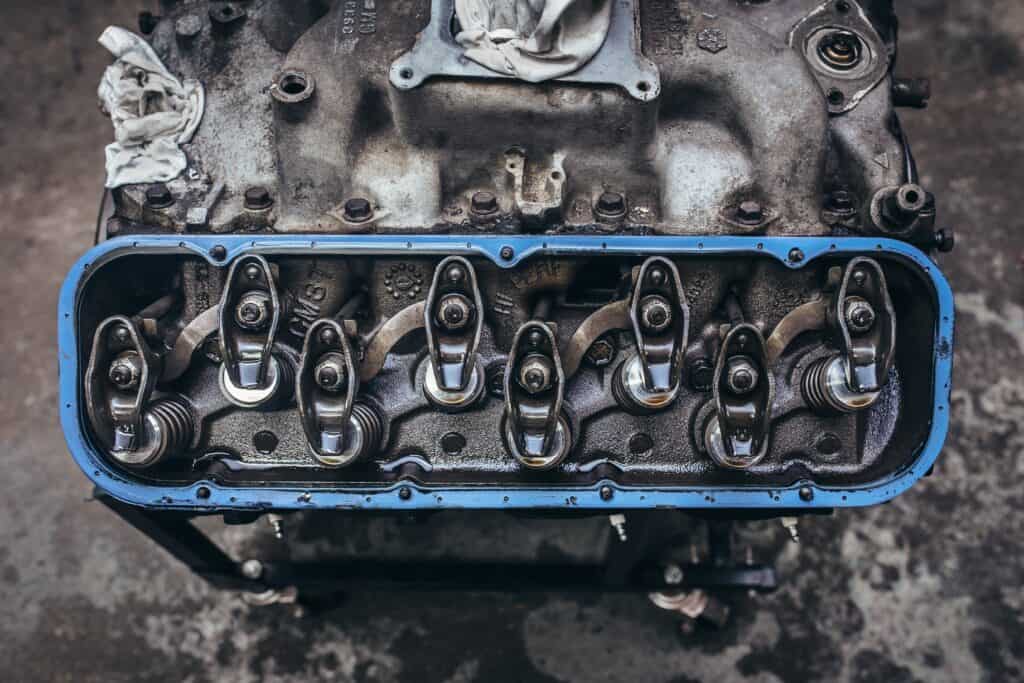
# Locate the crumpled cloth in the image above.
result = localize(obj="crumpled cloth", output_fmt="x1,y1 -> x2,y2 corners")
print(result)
454,0 -> 611,83
97,27 -> 204,188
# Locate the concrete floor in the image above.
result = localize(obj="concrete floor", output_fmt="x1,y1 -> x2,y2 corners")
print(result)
1,1 -> 1021,681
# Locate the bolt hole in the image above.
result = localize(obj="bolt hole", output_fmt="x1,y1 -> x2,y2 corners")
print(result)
815,432 -> 842,456
253,430 -> 279,454
280,74 -> 308,96
629,433 -> 654,455
904,190 -> 920,204
550,170 -> 562,180
637,81 -> 650,92
836,0 -> 851,12
440,432 -> 466,455
827,88 -> 845,106
399,67 -> 414,80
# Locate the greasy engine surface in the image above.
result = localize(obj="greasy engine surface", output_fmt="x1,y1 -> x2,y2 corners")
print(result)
62,0 -> 953,509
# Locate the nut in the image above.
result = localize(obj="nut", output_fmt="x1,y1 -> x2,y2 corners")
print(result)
108,352 -> 143,391
844,297 -> 876,333
518,354 -> 554,394
725,357 -> 759,395
234,291 -> 272,330
437,293 -> 472,331
314,353 -> 348,392
639,295 -> 672,333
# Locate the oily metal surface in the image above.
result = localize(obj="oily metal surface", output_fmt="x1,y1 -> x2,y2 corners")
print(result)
2,2 -> 1020,683
105,0 -> 908,240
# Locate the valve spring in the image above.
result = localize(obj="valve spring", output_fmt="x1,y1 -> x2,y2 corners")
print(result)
611,362 -> 635,409
148,398 -> 195,458
265,354 -> 297,409
610,360 -> 658,415
801,356 -> 849,415
351,402 -> 383,457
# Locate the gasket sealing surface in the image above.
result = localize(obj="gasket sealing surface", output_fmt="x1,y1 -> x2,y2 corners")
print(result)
60,235 -> 953,511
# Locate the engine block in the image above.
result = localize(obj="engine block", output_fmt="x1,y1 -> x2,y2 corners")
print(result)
61,0 -> 954,511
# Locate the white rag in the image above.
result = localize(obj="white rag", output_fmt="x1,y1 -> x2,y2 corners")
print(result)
97,27 -> 205,188
454,0 -> 612,83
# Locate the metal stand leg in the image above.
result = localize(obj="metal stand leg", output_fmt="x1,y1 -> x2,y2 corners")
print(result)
94,495 -> 779,596
95,490 -> 257,590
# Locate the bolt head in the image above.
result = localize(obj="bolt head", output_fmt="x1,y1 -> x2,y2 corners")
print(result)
145,183 -> 174,209
500,246 -> 515,261
827,190 -> 857,214
445,264 -> 465,284
318,327 -> 338,345
688,358 -> 715,391
112,326 -> 132,344
585,338 -> 616,367
799,486 -> 814,502
203,338 -> 223,363
470,191 -> 499,215
737,200 -> 764,224
599,485 -> 614,501
244,186 -> 273,211
663,564 -> 684,585
596,191 -> 626,217
175,13 -> 203,38
789,248 -> 804,263
343,197 -> 373,222
398,486 -> 412,500
241,559 -> 264,580
935,228 -> 955,253
647,267 -> 667,287
244,264 -> 262,280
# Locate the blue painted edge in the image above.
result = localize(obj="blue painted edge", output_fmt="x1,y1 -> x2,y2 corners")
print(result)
59,235 -> 954,511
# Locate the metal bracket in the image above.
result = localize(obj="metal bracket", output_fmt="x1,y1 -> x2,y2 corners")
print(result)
389,0 -> 661,102
424,256 -> 484,393
831,257 -> 896,393
297,319 -> 363,465
503,321 -> 571,470
85,315 -> 159,455
218,255 -> 281,390
629,257 -> 690,394
706,323 -> 774,470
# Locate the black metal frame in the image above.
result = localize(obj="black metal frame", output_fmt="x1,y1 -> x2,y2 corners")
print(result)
96,490 -> 778,596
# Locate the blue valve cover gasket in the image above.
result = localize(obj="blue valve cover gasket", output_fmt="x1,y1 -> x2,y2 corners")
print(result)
59,235 -> 954,511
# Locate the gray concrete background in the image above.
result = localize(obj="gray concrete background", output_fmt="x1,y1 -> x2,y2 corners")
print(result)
0,1 -> 1021,681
